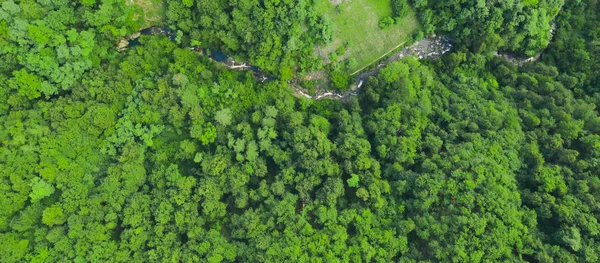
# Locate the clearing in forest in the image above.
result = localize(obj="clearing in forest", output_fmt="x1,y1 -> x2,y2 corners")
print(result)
314,0 -> 419,73
127,0 -> 165,29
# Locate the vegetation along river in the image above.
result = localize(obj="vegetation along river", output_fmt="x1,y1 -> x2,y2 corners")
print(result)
120,27 -> 455,101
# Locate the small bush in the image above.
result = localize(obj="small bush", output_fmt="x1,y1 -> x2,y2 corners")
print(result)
345,58 -> 358,70
329,52 -> 338,62
379,16 -> 395,30
329,68 -> 350,90
336,46 -> 346,57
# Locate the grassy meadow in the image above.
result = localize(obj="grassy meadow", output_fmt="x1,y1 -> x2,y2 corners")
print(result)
314,0 -> 419,73
127,0 -> 165,29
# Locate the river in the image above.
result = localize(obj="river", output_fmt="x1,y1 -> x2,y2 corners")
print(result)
119,27 -> 452,101
292,36 -> 453,101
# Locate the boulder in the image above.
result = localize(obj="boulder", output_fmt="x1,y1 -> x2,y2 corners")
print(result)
127,32 -> 141,40
117,37 -> 129,51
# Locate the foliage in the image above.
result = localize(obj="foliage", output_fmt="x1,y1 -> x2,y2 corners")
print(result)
412,0 -> 564,56
329,68 -> 350,90
391,0 -> 410,19
164,0 -> 331,77
28,177 -> 54,203
347,174 -> 360,188
379,16 -> 395,29
1,0 -> 141,99
2,0 -> 600,262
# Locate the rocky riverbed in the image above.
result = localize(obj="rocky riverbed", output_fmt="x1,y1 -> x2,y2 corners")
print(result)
118,28 -> 453,102
295,36 -> 453,101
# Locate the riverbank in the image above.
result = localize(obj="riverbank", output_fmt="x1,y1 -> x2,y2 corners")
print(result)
293,36 -> 453,101
492,22 -> 556,65
117,27 -> 452,102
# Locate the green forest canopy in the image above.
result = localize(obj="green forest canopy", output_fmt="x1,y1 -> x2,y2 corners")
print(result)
2,0 -> 600,262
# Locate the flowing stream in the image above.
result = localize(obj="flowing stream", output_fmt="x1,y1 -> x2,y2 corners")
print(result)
119,27 -> 452,101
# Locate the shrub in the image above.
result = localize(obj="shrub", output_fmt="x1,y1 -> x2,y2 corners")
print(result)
379,16 -> 395,29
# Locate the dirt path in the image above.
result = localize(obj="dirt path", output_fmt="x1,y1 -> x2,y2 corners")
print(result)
302,70 -> 327,81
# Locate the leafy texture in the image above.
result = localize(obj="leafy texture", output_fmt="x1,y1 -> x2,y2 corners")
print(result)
2,0 -> 600,262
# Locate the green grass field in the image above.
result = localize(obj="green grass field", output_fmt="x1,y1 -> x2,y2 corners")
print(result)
127,0 -> 165,29
314,0 -> 419,73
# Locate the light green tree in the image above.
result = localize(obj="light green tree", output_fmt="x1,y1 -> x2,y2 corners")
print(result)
29,177 -> 55,202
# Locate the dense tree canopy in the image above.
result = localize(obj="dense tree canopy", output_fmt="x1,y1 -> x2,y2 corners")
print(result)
2,0 -> 600,262
412,0 -> 564,56
165,0 -> 332,77
0,0 -> 144,99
